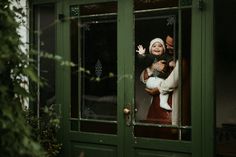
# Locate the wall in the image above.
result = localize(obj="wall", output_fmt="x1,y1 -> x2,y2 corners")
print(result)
215,0 -> 236,128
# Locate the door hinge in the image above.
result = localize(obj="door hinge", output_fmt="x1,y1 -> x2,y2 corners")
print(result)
198,0 -> 205,11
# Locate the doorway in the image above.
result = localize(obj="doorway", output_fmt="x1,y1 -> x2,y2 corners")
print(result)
61,0 -> 194,157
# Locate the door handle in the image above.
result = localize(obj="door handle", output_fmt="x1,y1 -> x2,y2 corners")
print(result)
123,105 -> 132,126
123,107 -> 131,115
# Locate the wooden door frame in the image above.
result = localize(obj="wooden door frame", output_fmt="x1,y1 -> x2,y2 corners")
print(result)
191,0 -> 214,157
57,1 -> 123,157
28,0 -> 215,156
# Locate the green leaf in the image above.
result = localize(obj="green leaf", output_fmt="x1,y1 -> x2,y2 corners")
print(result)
23,67 -> 42,85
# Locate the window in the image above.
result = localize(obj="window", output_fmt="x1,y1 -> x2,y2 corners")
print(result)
32,3 -> 56,112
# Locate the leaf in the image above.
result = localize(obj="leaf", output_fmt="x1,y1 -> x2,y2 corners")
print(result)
13,84 -> 30,97
95,77 -> 101,82
2,106 -> 14,121
108,72 -> 114,77
23,67 -> 42,85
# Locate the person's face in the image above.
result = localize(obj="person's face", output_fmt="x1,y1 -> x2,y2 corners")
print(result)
166,44 -> 174,54
151,42 -> 164,56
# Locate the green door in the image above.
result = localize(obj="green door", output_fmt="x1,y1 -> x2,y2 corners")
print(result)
58,0 -> 212,156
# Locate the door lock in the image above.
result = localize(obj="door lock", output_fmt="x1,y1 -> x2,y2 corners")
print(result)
123,104 -> 132,126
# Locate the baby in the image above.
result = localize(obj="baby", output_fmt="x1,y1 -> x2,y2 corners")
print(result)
136,38 -> 174,111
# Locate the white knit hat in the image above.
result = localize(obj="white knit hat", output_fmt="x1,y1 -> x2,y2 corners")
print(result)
149,38 -> 166,53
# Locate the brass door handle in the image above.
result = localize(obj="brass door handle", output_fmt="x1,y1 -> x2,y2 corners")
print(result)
123,105 -> 132,126
123,107 -> 131,115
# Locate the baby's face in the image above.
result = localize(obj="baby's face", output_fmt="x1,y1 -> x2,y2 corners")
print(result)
151,42 -> 164,56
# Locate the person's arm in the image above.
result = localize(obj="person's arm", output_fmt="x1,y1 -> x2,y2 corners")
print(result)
159,60 -> 179,94
145,87 -> 160,95
151,60 -> 166,72
140,60 -> 167,84
140,68 -> 152,83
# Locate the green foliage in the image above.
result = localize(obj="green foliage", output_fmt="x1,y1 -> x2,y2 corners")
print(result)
25,104 -> 62,157
0,0 -> 51,156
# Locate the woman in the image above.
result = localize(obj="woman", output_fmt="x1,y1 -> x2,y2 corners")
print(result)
143,60 -> 179,125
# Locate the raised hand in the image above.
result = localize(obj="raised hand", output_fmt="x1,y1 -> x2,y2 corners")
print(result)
136,45 -> 146,56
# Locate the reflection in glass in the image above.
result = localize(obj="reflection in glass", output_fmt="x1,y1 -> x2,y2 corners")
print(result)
134,2 -> 191,140
135,14 -> 178,125
33,4 -> 56,108
80,9 -> 117,121
70,3 -> 117,134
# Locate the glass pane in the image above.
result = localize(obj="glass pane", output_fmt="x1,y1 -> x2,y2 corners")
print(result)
135,14 -> 178,124
134,0 -> 191,140
33,4 -> 56,107
181,9 -> 191,127
70,2 -> 117,134
215,0 -> 236,156
79,2 -> 117,122
80,22 -> 117,120
70,5 -> 79,118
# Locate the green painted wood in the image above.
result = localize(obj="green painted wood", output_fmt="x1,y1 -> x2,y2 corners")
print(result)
68,0 -> 116,5
69,132 -> 119,145
56,1 -> 67,157
61,1 -> 121,157
134,149 -> 191,157
58,1 -> 72,156
71,142 -> 117,157
191,0 -> 203,156
118,0 -> 134,157
202,0 -> 214,156
47,0 -> 214,157
117,1 -> 127,157
29,0 -> 57,4
191,0 -> 214,157
133,138 -> 191,153
181,0 -> 192,6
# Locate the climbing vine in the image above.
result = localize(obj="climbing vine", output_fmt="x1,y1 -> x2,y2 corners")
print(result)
0,0 -> 62,156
